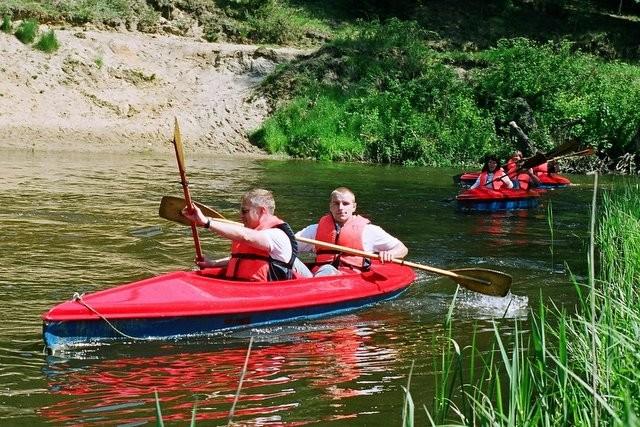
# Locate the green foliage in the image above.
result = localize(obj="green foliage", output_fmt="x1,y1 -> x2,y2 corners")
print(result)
258,29 -> 640,167
208,0 -> 329,45
0,0 -> 158,31
255,20 -> 499,165
0,15 -> 11,33
254,94 -> 365,161
34,29 -> 59,53
475,38 -> 640,159
14,19 -> 38,44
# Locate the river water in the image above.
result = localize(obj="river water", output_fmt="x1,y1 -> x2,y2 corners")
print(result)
0,148 -> 604,425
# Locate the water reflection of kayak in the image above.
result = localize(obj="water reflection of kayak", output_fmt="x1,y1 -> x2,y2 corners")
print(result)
454,171 -> 571,189
41,326 -> 384,425
42,262 -> 416,352
456,187 -> 545,212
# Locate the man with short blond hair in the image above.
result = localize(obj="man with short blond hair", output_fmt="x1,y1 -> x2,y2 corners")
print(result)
183,188 -> 311,281
296,187 -> 408,276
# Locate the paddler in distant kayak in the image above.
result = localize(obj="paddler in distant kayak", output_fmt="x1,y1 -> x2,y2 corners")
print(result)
505,150 -> 540,190
182,188 -> 312,281
295,187 -> 408,276
469,154 -> 514,190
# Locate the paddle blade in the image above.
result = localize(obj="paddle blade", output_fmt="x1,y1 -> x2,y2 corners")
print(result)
545,138 -> 579,159
520,152 -> 547,170
172,118 -> 186,167
450,268 -> 512,297
159,195 -> 226,226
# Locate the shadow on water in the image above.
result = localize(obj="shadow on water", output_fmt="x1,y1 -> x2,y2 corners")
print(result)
0,149 -> 606,425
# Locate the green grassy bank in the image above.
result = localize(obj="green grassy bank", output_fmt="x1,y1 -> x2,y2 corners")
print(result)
253,20 -> 640,167
405,179 -> 640,425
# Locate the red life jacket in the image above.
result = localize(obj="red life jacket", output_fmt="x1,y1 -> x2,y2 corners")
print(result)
225,214 -> 297,282
479,168 -> 508,190
505,160 -> 534,190
514,171 -> 531,190
314,214 -> 370,272
533,162 -> 548,176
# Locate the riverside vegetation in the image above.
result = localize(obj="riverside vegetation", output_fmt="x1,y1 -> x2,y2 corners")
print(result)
1,0 -> 640,170
398,180 -> 640,425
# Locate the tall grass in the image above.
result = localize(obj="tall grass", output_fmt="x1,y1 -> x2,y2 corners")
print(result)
35,29 -> 59,53
0,15 -> 11,33
14,19 -> 38,44
405,178 -> 640,425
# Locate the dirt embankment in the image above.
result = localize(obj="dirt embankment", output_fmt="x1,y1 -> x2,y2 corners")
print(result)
0,28 -> 308,155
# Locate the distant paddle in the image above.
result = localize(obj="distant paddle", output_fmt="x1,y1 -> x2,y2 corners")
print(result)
159,196 -> 513,297
520,139 -> 581,170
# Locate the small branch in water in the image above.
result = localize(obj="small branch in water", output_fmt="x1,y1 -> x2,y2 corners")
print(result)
228,336 -> 254,425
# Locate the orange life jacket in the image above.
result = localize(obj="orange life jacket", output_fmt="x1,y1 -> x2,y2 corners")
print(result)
314,214 -> 370,272
533,162 -> 548,176
513,171 -> 531,190
505,159 -> 518,176
505,160 -> 534,190
479,168 -> 508,190
225,215 -> 297,282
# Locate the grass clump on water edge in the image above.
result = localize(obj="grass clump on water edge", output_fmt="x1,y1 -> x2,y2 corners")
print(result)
35,29 -> 59,53
402,177 -> 640,425
14,19 -> 38,44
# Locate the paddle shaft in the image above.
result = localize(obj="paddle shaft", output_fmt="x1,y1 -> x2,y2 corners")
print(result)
201,217 -> 491,285
171,119 -> 204,262
294,236 -> 491,285
548,147 -> 594,162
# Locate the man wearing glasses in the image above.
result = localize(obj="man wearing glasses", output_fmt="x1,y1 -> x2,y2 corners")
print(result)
182,188 -> 311,281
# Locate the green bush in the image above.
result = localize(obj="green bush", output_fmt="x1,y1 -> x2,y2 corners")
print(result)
0,15 -> 11,33
34,29 -> 59,53
474,38 -> 640,159
14,19 -> 38,44
255,19 -> 499,165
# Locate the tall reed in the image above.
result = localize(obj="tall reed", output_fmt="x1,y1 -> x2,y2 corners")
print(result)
547,200 -> 555,268
412,178 -> 640,425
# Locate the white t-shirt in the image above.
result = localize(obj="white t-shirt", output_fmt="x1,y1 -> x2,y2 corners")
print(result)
262,228 -> 292,263
295,223 -> 401,253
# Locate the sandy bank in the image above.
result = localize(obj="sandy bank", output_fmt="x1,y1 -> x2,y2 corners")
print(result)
0,28 -> 308,155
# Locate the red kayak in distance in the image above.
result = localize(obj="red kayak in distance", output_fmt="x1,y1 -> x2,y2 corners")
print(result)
456,187 -> 545,212
42,261 -> 416,352
455,172 -> 570,189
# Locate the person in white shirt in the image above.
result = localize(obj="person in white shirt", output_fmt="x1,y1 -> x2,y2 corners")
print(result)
296,187 -> 408,276
470,154 -> 514,190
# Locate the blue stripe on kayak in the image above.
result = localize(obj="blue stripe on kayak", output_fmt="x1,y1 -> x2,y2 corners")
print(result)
43,287 -> 409,351
457,197 -> 540,212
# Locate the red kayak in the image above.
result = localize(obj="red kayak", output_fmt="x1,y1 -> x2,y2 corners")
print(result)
42,262 -> 416,352
456,187 -> 545,211
455,172 -> 570,189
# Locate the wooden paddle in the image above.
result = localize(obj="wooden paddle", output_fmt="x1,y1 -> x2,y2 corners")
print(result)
159,196 -> 513,297
170,118 -> 204,262
520,139 -> 580,170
